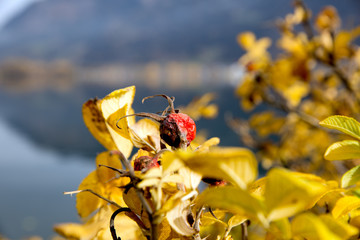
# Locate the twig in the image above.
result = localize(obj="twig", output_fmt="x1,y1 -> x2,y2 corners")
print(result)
241,220 -> 249,240
193,207 -> 204,240
111,150 -> 158,240
64,189 -> 122,209
98,164 -> 131,177
110,208 -> 131,240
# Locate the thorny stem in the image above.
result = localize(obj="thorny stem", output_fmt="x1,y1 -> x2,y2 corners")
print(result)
111,150 -> 158,240
193,207 -> 204,240
98,164 -> 131,177
64,187 -> 148,232
64,189 -> 122,209
110,208 -> 131,240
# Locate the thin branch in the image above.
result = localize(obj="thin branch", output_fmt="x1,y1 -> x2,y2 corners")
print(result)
241,220 -> 249,240
193,207 -> 204,240
110,208 -> 131,240
98,164 -> 131,177
110,150 -> 158,240
64,189 -> 122,209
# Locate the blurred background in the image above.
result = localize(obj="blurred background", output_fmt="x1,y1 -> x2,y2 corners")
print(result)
0,0 -> 359,239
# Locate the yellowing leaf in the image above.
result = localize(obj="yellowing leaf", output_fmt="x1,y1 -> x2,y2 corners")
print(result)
342,165 -> 360,188
319,214 -> 358,239
332,196 -> 360,219
195,186 -> 267,226
76,152 -> 129,219
129,118 -> 161,151
268,218 -> 292,240
95,152 -> 123,183
334,27 -> 360,59
237,32 -> 256,50
175,147 -> 258,189
227,214 -> 248,229
166,200 -> 195,236
55,205 -> 146,240
180,93 -> 218,121
101,86 -> 135,120
178,167 -> 202,190
101,86 -> 136,158
283,81 -> 309,107
123,188 -> 151,229
195,137 -> 220,152
82,99 -> 117,150
106,104 -> 132,139
157,218 -> 185,240
76,171 -> 105,218
265,168 -> 327,221
324,140 -> 360,161
320,115 -> 360,140
291,213 -> 342,240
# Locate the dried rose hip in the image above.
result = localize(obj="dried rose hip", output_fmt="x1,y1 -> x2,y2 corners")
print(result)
202,177 -> 227,187
160,112 -> 196,148
118,94 -> 196,149
133,156 -> 159,171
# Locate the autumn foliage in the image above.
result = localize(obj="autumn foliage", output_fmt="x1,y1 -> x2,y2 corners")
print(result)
54,2 -> 360,240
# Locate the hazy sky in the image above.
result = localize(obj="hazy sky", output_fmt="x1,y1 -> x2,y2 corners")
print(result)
0,0 -> 43,29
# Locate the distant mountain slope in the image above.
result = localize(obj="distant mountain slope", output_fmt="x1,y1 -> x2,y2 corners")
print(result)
0,0 -> 359,65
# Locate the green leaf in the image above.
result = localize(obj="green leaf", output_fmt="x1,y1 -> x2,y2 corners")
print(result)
320,115 -> 360,140
194,186 -> 267,226
324,140 -> 360,161
342,165 -> 360,188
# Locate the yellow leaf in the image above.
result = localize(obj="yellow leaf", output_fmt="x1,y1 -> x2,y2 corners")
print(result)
195,137 -> 220,152
175,147 -> 258,189
106,104 -> 132,140
95,152 -> 123,183
123,188 -> 151,229
101,86 -> 136,158
283,81 -> 309,107
178,167 -> 202,190
342,165 -> 360,188
201,210 -> 228,226
101,86 -> 135,120
166,200 -> 195,236
129,118 -> 161,151
315,6 -> 340,31
319,214 -> 358,239
319,115 -> 360,140
265,169 -> 327,221
292,213 -> 341,240
237,32 -> 256,50
55,205 -> 146,240
195,186 -> 267,226
332,196 -> 360,219
268,218 -> 292,240
324,140 -> 360,161
82,99 -> 117,150
180,93 -> 218,121
228,214 -> 248,229
76,170 -> 104,218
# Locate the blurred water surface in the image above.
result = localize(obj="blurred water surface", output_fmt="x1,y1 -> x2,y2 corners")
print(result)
0,117 -> 93,239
